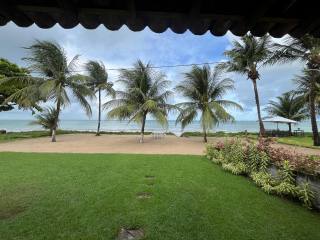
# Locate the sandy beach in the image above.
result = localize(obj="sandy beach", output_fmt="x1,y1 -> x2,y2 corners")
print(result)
0,133 -> 320,156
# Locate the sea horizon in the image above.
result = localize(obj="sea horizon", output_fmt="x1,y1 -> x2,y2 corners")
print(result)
0,119 -> 317,134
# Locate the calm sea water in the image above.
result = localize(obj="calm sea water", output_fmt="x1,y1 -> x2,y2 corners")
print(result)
0,119 -> 316,134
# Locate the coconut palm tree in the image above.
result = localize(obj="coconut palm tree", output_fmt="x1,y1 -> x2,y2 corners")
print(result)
292,69 -> 320,140
31,107 -> 58,135
271,35 -> 320,145
104,60 -> 172,143
265,92 -> 308,135
219,34 -> 273,136
85,60 -> 115,136
0,40 -> 94,142
175,65 -> 242,142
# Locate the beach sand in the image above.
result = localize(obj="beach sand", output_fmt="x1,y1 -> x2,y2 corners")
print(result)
0,133 -> 320,156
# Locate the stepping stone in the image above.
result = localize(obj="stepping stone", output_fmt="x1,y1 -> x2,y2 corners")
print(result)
117,228 -> 144,240
136,192 -> 152,199
145,175 -> 155,179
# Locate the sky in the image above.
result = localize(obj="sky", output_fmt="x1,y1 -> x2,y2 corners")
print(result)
0,22 -> 303,121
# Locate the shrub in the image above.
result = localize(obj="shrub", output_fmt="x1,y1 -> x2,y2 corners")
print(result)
273,161 -> 297,197
222,162 -> 247,175
298,182 -> 315,209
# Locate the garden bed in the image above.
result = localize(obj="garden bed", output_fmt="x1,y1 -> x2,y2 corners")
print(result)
206,138 -> 320,210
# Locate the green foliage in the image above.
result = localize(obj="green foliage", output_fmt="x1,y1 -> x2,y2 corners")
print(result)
278,160 -> 295,184
298,182 -> 315,209
273,161 -> 297,197
175,65 -> 242,142
208,139 -> 316,209
31,107 -> 58,133
0,58 -> 31,112
251,172 -> 275,194
265,92 -> 308,123
105,60 -> 172,141
222,162 -> 247,175
1,41 -> 95,141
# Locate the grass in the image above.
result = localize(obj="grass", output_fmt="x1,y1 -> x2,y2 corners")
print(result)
183,131 -> 320,149
182,131 -> 258,139
0,153 -> 319,240
0,130 -> 173,143
277,135 -> 320,149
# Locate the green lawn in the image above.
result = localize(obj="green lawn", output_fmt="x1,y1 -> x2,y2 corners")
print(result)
0,153 -> 319,240
277,135 -> 320,149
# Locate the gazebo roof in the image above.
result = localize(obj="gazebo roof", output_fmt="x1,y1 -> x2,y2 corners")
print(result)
0,0 -> 319,38
262,116 -> 297,124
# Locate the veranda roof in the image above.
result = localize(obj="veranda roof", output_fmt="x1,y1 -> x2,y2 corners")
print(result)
262,116 -> 297,124
1,0 -> 319,38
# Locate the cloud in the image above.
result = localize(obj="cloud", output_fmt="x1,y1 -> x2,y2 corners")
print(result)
0,23 -> 303,121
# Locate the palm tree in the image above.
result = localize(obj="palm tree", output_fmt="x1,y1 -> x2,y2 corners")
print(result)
265,92 -> 308,135
104,60 -> 172,143
219,34 -> 273,136
1,40 -> 94,142
85,60 -> 115,136
271,35 -> 320,145
293,69 -> 320,140
31,107 -> 58,135
175,65 -> 242,142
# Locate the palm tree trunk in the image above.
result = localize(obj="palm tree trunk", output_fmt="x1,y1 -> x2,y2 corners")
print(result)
203,126 -> 208,143
140,112 -> 147,143
52,99 -> 61,142
309,87 -> 320,146
252,79 -> 265,137
96,88 -> 101,136
288,123 -> 292,136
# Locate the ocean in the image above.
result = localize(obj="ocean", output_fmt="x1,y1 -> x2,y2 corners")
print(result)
0,120 -> 315,134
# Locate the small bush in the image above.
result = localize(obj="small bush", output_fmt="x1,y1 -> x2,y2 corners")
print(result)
298,182 -> 315,209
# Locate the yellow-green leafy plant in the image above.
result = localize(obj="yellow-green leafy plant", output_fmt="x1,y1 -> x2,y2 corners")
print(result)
298,182 -> 315,209
273,161 -> 298,197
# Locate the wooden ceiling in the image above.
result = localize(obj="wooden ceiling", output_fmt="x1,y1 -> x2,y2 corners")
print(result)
0,0 -> 318,38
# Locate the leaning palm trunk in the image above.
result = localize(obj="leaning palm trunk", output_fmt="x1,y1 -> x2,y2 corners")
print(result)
140,113 -> 147,143
252,79 -> 265,136
309,84 -> 320,146
51,99 -> 61,142
96,88 -> 101,136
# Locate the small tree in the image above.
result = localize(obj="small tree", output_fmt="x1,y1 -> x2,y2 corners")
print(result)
175,65 -> 242,142
85,60 -> 115,136
265,92 -> 308,134
31,107 -> 58,135
220,34 -> 273,136
105,60 -> 172,143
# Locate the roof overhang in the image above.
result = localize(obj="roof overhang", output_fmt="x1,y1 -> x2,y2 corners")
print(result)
1,1 -> 319,38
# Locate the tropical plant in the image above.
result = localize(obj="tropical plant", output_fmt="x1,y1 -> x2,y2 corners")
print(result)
219,34 -> 273,136
31,107 -> 58,135
0,58 -> 39,112
175,65 -> 242,142
105,60 -> 172,143
271,35 -> 320,146
298,182 -> 315,209
0,40 -> 94,142
85,60 -> 115,136
265,92 -> 308,134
